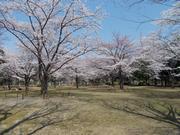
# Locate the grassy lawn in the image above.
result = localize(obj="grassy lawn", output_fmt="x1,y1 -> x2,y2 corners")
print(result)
0,86 -> 179,135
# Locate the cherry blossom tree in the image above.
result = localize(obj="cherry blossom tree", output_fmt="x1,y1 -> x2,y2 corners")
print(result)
0,46 -> 5,64
150,2 -> 180,83
54,58 -> 92,88
136,0 -> 180,85
0,63 -> 13,90
86,57 -> 116,86
1,51 -> 36,94
97,34 -> 137,90
13,53 -> 36,94
156,1 -> 180,59
0,0 -> 102,98
128,29 -> 178,86
0,31 -> 5,64
156,1 -> 180,26
137,32 -> 172,83
62,60 -> 87,89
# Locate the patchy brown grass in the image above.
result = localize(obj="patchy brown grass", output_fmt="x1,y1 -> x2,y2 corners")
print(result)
0,86 -> 179,135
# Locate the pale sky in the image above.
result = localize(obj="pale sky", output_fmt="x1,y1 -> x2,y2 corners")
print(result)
2,0 -> 174,53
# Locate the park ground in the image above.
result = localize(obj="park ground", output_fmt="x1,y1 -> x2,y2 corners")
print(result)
0,86 -> 180,135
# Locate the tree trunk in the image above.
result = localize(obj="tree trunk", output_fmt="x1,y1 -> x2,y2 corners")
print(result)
170,75 -> 175,88
41,73 -> 49,99
145,78 -> 149,86
75,74 -> 79,89
53,80 -> 57,88
24,76 -> 30,96
38,57 -> 43,95
110,73 -> 114,87
154,78 -> 157,86
7,84 -> 11,90
161,79 -> 164,87
165,79 -> 167,87
7,78 -> 11,90
111,76 -> 114,87
120,79 -> 124,90
75,68 -> 79,89
119,69 -> 124,90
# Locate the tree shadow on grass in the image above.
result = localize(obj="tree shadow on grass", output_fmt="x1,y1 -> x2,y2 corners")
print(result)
103,100 -> 180,133
0,102 -> 78,135
0,104 -> 19,122
27,112 -> 79,135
